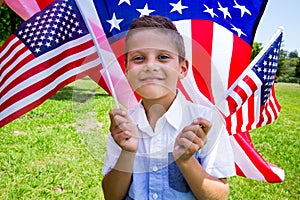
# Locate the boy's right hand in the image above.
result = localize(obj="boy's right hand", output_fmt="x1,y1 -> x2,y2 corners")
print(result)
109,109 -> 138,153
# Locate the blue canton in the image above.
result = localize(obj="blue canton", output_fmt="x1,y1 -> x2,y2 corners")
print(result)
252,33 -> 282,105
93,0 -> 268,44
14,0 -> 88,57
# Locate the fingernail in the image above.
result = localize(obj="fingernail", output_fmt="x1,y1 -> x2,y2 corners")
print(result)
174,145 -> 180,150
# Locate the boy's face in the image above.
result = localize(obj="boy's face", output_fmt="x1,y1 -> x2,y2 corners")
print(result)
125,29 -> 187,100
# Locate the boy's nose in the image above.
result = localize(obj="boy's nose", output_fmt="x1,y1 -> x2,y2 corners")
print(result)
144,62 -> 159,72
144,56 -> 159,71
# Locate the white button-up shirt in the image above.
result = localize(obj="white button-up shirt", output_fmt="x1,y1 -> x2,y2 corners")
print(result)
103,90 -> 235,199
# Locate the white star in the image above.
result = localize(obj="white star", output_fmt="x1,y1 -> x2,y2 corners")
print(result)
118,0 -> 130,6
231,24 -> 246,37
35,48 -> 41,53
268,61 -> 272,67
233,0 -> 252,17
106,13 -> 124,32
203,4 -> 218,18
136,3 -> 155,17
170,0 -> 188,14
257,67 -> 262,72
45,42 -> 51,47
268,54 -> 273,59
217,2 -> 232,19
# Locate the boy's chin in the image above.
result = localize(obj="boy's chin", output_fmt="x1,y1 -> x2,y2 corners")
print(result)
136,85 -> 176,100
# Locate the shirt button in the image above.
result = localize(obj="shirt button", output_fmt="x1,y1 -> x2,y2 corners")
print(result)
153,193 -> 158,199
152,166 -> 158,172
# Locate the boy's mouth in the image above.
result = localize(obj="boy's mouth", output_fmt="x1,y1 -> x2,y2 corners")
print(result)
139,76 -> 164,82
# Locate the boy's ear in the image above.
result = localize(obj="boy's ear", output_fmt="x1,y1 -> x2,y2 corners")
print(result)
179,59 -> 189,79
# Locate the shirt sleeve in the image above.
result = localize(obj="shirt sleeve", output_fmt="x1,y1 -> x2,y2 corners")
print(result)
197,108 -> 236,178
102,133 -> 122,175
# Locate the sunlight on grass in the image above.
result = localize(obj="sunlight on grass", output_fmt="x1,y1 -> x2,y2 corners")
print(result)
0,81 -> 299,199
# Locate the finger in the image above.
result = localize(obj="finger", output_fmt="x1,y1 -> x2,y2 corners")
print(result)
180,130 -> 206,149
109,109 -> 129,128
176,137 -> 199,154
109,109 -> 127,121
182,124 -> 205,139
116,122 -> 138,136
180,131 -> 198,143
193,118 -> 212,135
113,131 -> 132,143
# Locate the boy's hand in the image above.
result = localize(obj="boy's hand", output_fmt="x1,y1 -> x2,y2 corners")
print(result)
109,109 -> 138,153
173,118 -> 211,162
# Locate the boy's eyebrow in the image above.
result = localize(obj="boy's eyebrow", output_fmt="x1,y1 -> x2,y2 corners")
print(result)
126,48 -> 179,55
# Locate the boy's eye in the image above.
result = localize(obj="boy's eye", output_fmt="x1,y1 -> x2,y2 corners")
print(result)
158,54 -> 170,60
133,55 -> 144,62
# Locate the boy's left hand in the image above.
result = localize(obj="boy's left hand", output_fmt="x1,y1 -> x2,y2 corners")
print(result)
173,118 -> 211,162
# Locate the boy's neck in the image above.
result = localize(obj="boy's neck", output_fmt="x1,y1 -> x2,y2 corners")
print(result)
142,92 -> 177,130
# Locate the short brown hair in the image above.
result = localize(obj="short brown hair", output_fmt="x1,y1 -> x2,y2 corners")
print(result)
125,15 -> 186,63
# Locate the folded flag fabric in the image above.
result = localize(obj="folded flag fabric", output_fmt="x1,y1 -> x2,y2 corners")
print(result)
0,0 -> 102,127
225,29 -> 283,134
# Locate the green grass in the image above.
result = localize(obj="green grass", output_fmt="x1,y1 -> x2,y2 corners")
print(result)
0,81 -> 299,199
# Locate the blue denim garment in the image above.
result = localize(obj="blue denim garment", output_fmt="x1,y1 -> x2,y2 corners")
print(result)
125,153 -> 198,200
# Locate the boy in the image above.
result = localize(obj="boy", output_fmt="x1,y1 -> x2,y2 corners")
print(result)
102,15 -> 235,199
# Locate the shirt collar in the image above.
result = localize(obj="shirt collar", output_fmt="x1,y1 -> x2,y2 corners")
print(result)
165,89 -> 185,131
129,89 -> 186,134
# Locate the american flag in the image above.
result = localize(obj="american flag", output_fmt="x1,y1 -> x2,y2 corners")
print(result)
92,0 -> 268,110
226,30 -> 282,134
0,0 -> 101,127
3,0 -> 285,182
4,0 -> 54,20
